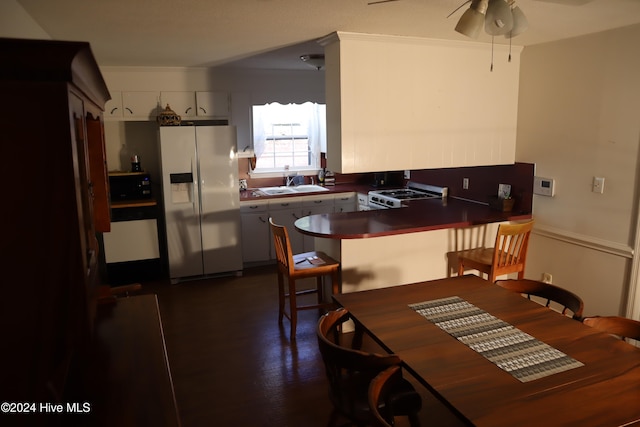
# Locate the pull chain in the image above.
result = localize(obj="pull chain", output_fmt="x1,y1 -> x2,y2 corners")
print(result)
508,32 -> 512,62
490,35 -> 494,72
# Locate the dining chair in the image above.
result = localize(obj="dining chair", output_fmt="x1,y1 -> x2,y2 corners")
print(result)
317,308 -> 422,427
457,220 -> 534,283
583,316 -> 640,342
368,365 -> 422,427
496,279 -> 584,320
270,217 -> 341,340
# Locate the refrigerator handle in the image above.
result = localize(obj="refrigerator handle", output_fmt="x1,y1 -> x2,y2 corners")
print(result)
192,156 -> 199,216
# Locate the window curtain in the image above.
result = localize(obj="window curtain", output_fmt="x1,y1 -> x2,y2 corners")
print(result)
304,102 -> 325,168
252,105 -> 267,159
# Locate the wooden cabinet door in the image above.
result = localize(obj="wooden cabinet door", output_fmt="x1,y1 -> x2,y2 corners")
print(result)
86,111 -> 111,232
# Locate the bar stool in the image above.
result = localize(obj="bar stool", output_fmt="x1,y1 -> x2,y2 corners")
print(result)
269,217 -> 341,340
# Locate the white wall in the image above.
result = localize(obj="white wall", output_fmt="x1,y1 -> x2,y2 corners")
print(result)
516,24 -> 640,317
0,0 -> 50,39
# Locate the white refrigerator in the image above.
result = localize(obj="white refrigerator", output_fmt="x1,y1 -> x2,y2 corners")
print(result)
158,125 -> 242,282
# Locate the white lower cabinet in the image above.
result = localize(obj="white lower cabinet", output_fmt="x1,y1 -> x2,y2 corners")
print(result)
240,201 -> 270,263
334,193 -> 357,213
240,192 -> 356,265
301,197 -> 336,251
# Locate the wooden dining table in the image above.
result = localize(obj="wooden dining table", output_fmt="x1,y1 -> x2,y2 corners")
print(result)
333,275 -> 640,427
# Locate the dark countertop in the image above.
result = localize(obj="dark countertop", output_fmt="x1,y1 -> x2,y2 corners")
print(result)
294,197 -> 532,239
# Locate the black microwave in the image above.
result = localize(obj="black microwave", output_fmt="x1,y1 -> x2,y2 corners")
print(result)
109,173 -> 152,201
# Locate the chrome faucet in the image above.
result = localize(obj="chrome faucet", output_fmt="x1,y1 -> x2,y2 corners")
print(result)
285,174 -> 297,186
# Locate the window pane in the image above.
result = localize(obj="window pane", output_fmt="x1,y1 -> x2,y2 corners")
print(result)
252,102 -> 324,173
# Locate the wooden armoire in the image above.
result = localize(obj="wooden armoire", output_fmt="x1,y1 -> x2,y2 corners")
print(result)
0,38 -> 111,409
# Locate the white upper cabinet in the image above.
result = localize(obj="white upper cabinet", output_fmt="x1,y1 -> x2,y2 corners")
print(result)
160,91 -> 229,119
104,91 -> 161,120
321,32 -> 522,173
196,91 -> 229,117
230,92 -> 253,156
160,91 -> 197,118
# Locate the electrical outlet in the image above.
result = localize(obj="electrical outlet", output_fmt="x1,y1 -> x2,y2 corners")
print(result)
404,170 -> 411,179
541,273 -> 552,284
463,178 -> 469,190
592,176 -> 605,194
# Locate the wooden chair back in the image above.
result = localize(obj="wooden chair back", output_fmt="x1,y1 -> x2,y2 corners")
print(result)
491,220 -> 534,279
317,308 -> 421,426
496,279 -> 584,320
270,217 -> 294,275
583,316 -> 640,342
317,308 -> 402,380
368,365 -> 422,427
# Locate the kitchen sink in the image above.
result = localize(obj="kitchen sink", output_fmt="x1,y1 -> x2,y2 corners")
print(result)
257,184 -> 330,195
258,186 -> 297,195
292,184 -> 330,193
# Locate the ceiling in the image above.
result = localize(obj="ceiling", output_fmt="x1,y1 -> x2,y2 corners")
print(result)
16,0 -> 640,70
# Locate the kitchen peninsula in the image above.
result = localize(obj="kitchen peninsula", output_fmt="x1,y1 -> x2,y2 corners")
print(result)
294,196 -> 531,293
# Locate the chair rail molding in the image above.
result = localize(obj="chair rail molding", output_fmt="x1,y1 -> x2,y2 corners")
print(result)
532,224 -> 634,259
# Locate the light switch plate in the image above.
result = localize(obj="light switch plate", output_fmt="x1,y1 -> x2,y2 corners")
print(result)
592,176 -> 605,194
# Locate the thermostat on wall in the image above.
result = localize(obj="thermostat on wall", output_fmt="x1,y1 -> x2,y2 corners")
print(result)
533,176 -> 555,197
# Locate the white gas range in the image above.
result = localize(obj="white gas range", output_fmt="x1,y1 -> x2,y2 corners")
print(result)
368,182 -> 448,209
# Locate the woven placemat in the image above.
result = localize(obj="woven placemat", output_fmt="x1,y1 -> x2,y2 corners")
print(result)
409,296 -> 584,382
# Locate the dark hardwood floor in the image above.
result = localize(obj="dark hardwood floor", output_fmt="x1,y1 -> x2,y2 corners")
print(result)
143,265 -> 466,427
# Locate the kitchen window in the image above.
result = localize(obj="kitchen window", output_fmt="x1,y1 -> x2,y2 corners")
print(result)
251,102 -> 325,175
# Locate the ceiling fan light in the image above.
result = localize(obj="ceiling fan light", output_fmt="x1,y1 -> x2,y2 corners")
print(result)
506,5 -> 528,38
485,0 -> 513,36
455,0 -> 489,39
300,54 -> 325,70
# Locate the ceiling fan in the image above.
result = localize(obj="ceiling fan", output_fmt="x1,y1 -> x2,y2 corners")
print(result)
368,0 -> 593,5
368,0 -> 592,40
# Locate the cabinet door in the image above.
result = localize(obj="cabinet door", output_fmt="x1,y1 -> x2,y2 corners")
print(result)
196,91 -> 229,117
161,91 -> 197,118
104,91 -> 123,118
85,110 -> 111,232
240,203 -> 271,263
230,92 -> 253,155
122,91 -> 160,119
302,197 -> 335,251
334,193 -> 357,213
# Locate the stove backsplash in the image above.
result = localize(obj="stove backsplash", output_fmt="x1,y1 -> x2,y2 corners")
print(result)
372,171 -> 404,188
407,163 -> 534,215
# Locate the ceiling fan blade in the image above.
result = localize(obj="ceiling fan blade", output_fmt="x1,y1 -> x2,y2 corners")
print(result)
368,0 -> 400,5
533,0 -> 594,5
446,0 -> 472,19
